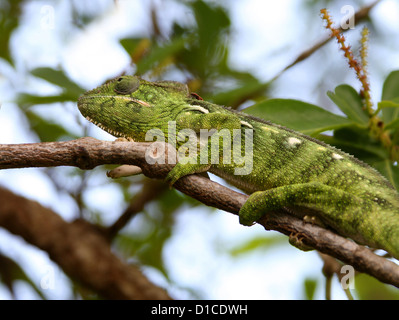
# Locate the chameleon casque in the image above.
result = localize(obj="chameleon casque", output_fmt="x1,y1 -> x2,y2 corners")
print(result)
78,76 -> 399,259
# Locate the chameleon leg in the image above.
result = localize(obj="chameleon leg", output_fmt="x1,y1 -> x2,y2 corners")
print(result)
165,111 -> 243,186
288,233 -> 314,251
165,161 -> 211,186
239,182 -> 363,226
164,137 -> 214,186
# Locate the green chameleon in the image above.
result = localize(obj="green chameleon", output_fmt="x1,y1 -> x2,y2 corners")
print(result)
78,76 -> 399,259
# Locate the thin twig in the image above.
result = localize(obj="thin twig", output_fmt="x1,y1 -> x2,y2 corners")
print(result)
106,179 -> 167,239
272,0 -> 381,81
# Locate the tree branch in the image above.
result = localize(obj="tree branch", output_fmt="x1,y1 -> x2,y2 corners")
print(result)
0,185 -> 171,300
0,138 -> 399,289
0,138 -> 175,299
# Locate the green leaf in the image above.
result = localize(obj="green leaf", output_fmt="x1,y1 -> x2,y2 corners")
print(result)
382,70 -> 399,101
191,0 -> 230,69
372,160 -> 399,191
17,93 -> 77,107
133,37 -> 189,75
243,99 -> 352,135
355,273 -> 399,300
192,0 -> 230,47
211,80 -> 269,108
303,278 -> 318,300
0,0 -> 21,65
120,37 -> 149,61
384,118 -> 399,131
26,111 -> 75,142
229,235 -> 286,257
378,98 -> 399,130
17,68 -> 85,108
378,98 -> 399,110
327,84 -> 369,125
381,70 -> 399,123
0,252 -> 46,299
31,68 -> 85,98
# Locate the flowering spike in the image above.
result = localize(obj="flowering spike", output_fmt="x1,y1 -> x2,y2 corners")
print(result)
320,9 -> 373,114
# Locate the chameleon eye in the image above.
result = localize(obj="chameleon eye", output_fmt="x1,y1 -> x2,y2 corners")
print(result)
114,77 -> 140,95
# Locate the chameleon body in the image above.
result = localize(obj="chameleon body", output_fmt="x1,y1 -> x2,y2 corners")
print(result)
78,76 -> 399,259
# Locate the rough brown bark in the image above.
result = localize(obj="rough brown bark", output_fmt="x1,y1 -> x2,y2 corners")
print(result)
0,186 -> 171,300
0,138 -> 399,289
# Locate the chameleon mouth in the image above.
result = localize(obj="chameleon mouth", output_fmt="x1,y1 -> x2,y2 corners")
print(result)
84,115 -> 134,140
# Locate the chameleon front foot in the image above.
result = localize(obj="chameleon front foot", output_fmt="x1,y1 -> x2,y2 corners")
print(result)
164,163 -> 211,187
238,191 -> 270,226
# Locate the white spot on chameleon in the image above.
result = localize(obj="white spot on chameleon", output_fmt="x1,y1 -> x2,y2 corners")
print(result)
317,146 -> 326,151
332,153 -> 344,160
240,120 -> 253,128
287,137 -> 302,146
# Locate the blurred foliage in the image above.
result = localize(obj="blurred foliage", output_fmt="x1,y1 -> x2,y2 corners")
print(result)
228,234 -> 287,257
0,0 -> 21,65
17,67 -> 85,107
303,277 -> 318,300
0,252 -> 45,299
354,273 -> 399,300
245,99 -> 352,134
0,0 -> 398,300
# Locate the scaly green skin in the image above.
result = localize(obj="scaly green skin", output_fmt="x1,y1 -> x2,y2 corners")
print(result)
78,76 -> 399,259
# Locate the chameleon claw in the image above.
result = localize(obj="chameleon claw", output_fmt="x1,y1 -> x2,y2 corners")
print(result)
288,232 -> 314,252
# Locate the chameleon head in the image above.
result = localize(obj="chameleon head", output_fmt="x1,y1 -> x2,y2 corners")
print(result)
77,76 -> 190,141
